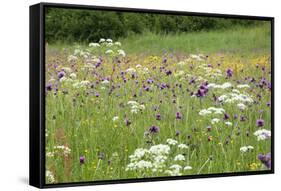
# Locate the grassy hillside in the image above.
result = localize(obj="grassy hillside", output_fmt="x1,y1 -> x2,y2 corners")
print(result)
119,24 -> 271,55
49,24 -> 271,57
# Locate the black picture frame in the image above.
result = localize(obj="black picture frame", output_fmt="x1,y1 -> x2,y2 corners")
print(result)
30,2 -> 275,189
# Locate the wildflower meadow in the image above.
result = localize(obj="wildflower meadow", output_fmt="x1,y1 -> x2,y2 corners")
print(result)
45,8 -> 272,184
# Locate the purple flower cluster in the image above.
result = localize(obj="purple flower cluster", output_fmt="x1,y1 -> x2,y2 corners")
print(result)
176,112 -> 182,120
258,153 -> 271,169
149,125 -> 159,134
256,119 -> 265,127
196,82 -> 209,97
58,71 -> 65,79
226,68 -> 233,78
80,156 -> 85,164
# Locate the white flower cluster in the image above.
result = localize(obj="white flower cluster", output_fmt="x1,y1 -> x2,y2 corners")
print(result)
218,92 -> 253,104
72,80 -> 91,88
74,48 -> 90,58
117,49 -> 126,57
126,139 -> 191,175
46,170 -> 55,183
177,59 -> 190,66
199,107 -> 225,116
88,39 -> 126,57
254,129 -> 271,141
237,84 -> 250,89
126,68 -> 137,74
149,144 -> 171,156
165,164 -> 192,176
127,65 -> 149,75
174,70 -> 185,77
54,145 -> 71,156
206,69 -> 223,78
127,100 -> 145,114
47,145 -> 71,157
211,118 -> 220,124
101,79 -> 110,84
112,116 -> 119,122
237,103 -> 247,110
89,42 -> 100,47
240,145 -> 254,153
67,55 -> 78,62
46,145 -> 71,157
208,82 -> 232,89
178,143 -> 189,149
166,138 -> 178,145
126,144 -> 170,172
174,154 -> 185,161
225,121 -> 233,126
165,164 -> 182,176
190,54 -> 205,61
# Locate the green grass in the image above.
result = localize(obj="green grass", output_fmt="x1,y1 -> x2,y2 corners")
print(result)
49,24 -> 271,57
119,24 -> 271,55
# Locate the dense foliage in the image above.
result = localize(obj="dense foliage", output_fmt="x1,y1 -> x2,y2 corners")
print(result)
45,8 -> 263,43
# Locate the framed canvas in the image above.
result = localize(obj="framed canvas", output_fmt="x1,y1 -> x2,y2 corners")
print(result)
29,2 -> 274,188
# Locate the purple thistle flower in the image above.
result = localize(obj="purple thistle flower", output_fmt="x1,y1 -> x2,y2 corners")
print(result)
240,115 -> 247,122
46,83 -> 52,91
267,102 -> 271,107
131,73 -> 136,79
175,130 -> 180,136
165,70 -> 172,76
143,86 -> 150,91
156,113 -> 161,120
226,68 -> 233,78
224,113 -> 230,120
124,118 -> 131,126
267,82 -> 271,90
149,125 -> 159,134
188,78 -> 195,84
256,119 -> 265,127
163,58 -> 167,63
58,71 -> 65,79
147,78 -> 154,84
95,60 -> 102,68
176,112 -> 182,120
196,89 -> 206,97
258,153 -> 271,169
207,126 -> 211,132
196,82 -> 208,97
95,92 -> 100,97
80,156 -> 85,164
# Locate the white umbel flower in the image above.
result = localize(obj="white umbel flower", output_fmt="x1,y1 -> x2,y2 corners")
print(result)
112,116 -> 119,122
46,170 -> 55,183
178,143 -> 189,149
166,138 -> 178,145
240,145 -> 254,153
105,49 -> 114,54
118,49 -> 126,57
89,42 -> 100,47
211,118 -> 220,124
174,154 -> 185,161
254,129 -> 271,141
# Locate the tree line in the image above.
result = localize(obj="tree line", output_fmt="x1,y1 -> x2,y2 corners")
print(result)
45,8 -> 263,43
